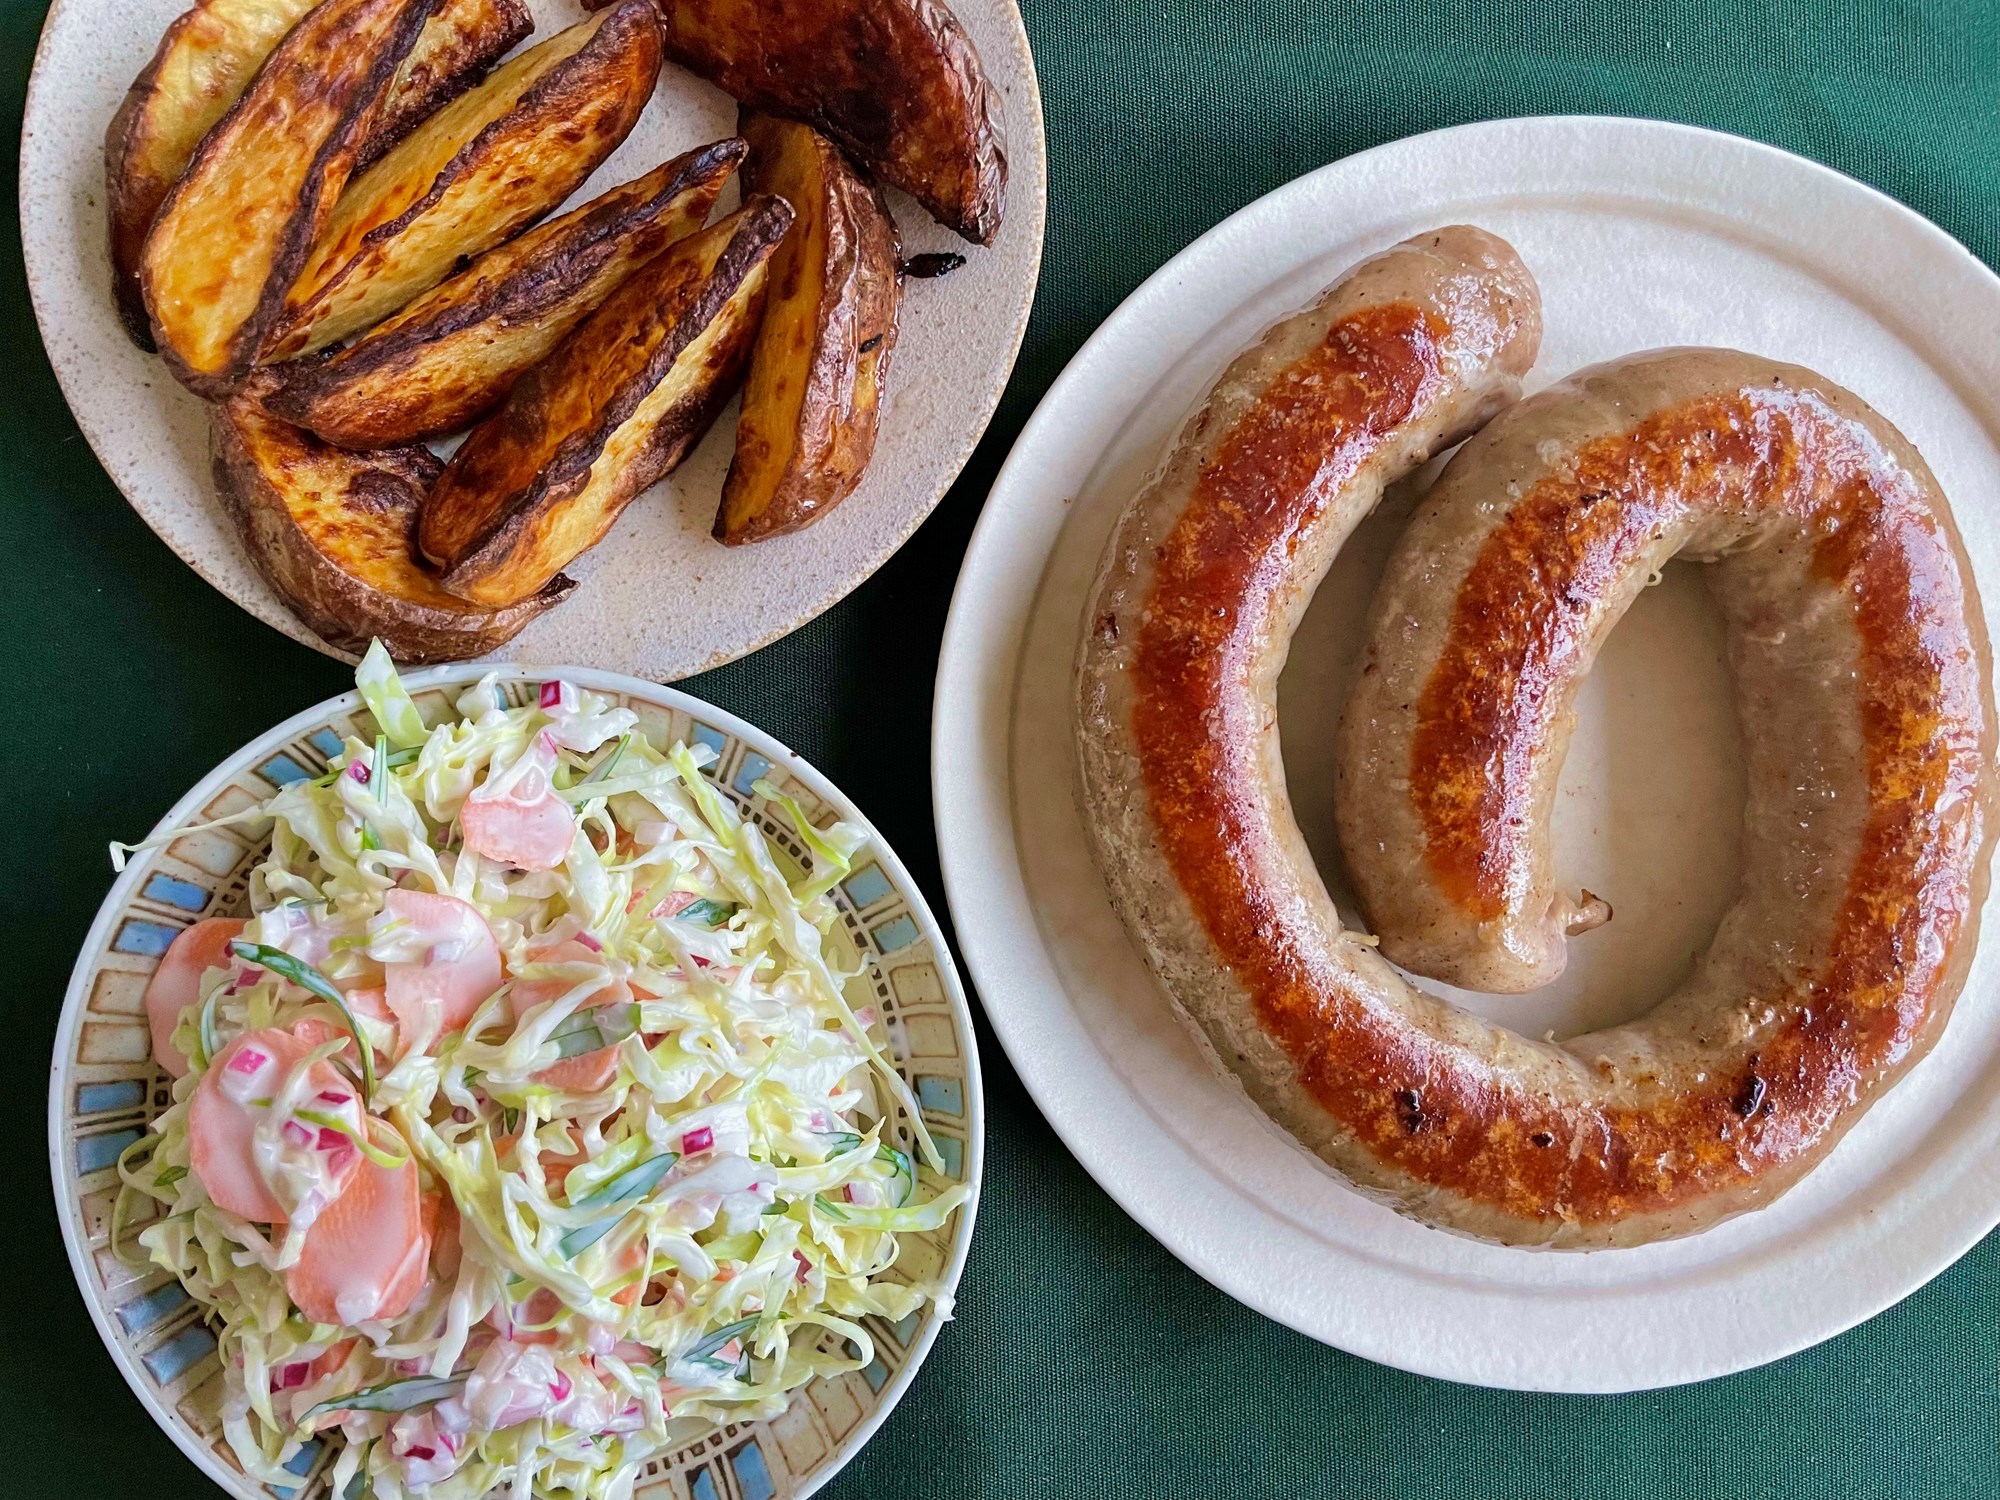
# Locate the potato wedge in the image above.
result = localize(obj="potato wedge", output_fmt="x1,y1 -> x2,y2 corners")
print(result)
111,0 -> 527,355
265,1 -> 664,362
264,137 -> 746,449
215,379 -> 572,662
104,0 -> 316,348
608,0 -> 1007,243
715,113 -> 900,545
421,196 -> 794,607
139,0 -> 435,394
359,0 -> 535,171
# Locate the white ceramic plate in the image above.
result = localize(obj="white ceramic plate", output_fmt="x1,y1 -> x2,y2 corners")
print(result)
933,116 -> 2000,1392
54,664 -> 983,1497
21,0 -> 1044,678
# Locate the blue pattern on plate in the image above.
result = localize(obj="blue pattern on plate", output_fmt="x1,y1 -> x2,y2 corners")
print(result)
870,915 -> 920,954
113,919 -> 178,957
732,1442 -> 776,1500
934,1135 -> 964,1179
257,753 -> 312,787
691,1466 -> 720,1500
117,1282 -> 190,1335
689,722 -> 729,763
78,1079 -> 147,1114
142,873 -> 208,912
841,863 -> 894,909
267,1437 -> 322,1498
308,729 -> 345,758
141,1324 -> 215,1384
916,1076 -> 964,1117
77,1128 -> 141,1173
734,751 -> 773,796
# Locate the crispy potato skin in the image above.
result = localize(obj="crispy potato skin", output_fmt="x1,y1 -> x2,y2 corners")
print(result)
109,0 -> 533,349
716,112 -> 900,545
359,0 -> 534,171
422,196 -> 793,606
104,0 -> 317,348
614,0 -> 1005,243
265,137 -> 746,449
215,378 -> 572,662
266,1 -> 665,362
112,0 -> 525,356
139,0 -> 435,395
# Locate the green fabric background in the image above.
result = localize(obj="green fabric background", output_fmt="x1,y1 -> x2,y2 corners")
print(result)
5,0 -> 1999,1495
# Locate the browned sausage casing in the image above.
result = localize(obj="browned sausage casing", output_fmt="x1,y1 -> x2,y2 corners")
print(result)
1074,227 -> 1995,1247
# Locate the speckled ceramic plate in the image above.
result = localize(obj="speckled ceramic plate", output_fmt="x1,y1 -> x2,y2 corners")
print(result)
935,118 -> 2000,1391
21,0 -> 1044,678
52,664 -> 983,1498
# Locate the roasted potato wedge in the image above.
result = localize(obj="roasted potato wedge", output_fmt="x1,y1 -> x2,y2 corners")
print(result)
111,0 -> 527,354
104,0 -> 316,347
606,0 -> 1007,243
265,1 -> 664,362
359,0 -> 535,171
716,113 -> 900,545
421,196 -> 794,607
264,138 -> 746,449
139,0 -> 435,394
215,378 -> 572,662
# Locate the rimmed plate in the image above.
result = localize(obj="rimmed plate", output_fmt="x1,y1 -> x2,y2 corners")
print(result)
21,0 -> 1045,679
52,664 -> 983,1497
932,116 -> 2000,1392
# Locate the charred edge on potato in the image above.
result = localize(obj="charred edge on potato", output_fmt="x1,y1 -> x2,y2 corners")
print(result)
356,0 -> 537,172
263,137 -> 749,448
426,196 -> 794,602
138,0 -> 437,396
606,0 -> 1008,244
104,0 -> 319,349
715,112 -> 902,545
267,0 -> 666,362
108,0 -> 536,351
214,384 -> 574,662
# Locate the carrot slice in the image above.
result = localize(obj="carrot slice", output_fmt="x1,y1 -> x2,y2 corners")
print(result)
144,917 -> 247,1077
190,1028 -> 352,1221
381,888 -> 502,1035
512,939 -> 631,1093
286,1148 -> 431,1324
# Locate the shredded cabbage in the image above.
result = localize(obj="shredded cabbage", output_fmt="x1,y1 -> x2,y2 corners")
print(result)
114,649 -> 967,1500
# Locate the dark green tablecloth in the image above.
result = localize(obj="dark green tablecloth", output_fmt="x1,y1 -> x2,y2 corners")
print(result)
6,1 -> 1999,1495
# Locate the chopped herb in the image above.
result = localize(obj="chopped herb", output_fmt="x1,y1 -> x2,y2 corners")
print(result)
196,979 -> 223,1071
676,899 -> 737,927
676,1316 -> 760,1378
877,1143 -> 916,1207
229,941 -> 377,1104
548,1003 -> 641,1060
557,1152 -> 678,1257
303,1374 -> 467,1421
581,733 -> 632,785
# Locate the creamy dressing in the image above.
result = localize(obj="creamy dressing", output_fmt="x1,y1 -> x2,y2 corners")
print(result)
125,651 -> 964,1500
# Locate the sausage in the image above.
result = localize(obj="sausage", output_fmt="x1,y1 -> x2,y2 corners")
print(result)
1073,230 -> 1994,1247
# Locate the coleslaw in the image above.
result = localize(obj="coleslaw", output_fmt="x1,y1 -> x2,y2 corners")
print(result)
111,645 -> 967,1500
